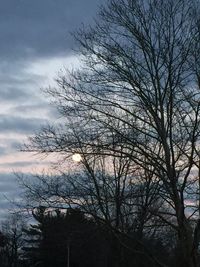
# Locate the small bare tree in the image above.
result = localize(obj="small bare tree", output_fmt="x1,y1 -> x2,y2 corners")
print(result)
0,214 -> 26,267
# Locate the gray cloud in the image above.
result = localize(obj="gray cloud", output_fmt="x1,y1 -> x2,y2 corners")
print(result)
0,146 -> 6,156
0,173 -> 22,219
0,160 -> 51,168
0,0 -> 104,61
0,61 -> 46,106
0,87 -> 30,102
0,139 -> 23,156
0,172 -> 18,189
0,115 -> 48,134
10,102 -> 59,118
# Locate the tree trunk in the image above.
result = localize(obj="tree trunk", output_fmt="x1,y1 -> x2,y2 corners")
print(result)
176,221 -> 198,267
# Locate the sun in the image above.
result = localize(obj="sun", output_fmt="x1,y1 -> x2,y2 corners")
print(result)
72,153 -> 82,162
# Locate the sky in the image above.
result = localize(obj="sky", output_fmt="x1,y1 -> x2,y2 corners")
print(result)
0,0 -> 104,219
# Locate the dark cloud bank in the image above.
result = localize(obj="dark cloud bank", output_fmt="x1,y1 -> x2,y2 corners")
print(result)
0,0 -> 104,60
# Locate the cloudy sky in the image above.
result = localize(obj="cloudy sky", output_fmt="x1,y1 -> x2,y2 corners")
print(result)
0,0 -> 104,219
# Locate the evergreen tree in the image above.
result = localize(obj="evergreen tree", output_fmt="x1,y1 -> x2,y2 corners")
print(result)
22,207 -> 109,267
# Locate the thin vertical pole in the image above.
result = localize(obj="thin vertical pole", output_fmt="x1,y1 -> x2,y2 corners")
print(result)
67,241 -> 70,267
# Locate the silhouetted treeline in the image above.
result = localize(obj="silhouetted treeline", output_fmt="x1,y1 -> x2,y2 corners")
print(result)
0,207 -> 185,267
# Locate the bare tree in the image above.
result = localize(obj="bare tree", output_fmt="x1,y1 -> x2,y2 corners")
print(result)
19,148 -> 162,235
24,0 -> 200,266
0,214 -> 26,267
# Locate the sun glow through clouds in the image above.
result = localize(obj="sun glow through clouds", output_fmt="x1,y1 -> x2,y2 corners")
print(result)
72,153 -> 82,162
